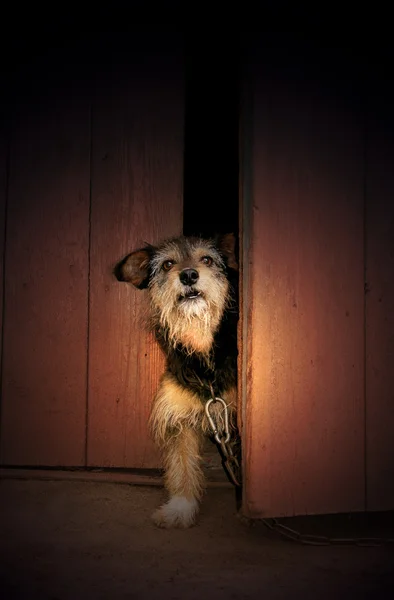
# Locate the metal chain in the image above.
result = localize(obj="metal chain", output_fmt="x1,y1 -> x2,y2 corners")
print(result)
204,395 -> 242,488
205,392 -> 393,545
260,517 -> 394,547
204,386 -> 392,546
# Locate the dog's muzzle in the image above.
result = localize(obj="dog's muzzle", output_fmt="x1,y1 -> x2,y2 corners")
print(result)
178,269 -> 202,301
178,287 -> 203,301
179,268 -> 199,286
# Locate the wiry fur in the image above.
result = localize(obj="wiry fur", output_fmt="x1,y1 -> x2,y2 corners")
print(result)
148,238 -> 230,359
115,234 -> 239,528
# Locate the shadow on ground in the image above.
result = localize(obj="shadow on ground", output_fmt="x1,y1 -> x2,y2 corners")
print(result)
0,479 -> 393,599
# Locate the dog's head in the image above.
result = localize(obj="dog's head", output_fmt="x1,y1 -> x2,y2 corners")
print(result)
115,234 -> 238,354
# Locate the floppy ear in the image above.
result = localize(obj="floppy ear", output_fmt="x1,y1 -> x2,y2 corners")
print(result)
114,246 -> 154,289
216,233 -> 238,271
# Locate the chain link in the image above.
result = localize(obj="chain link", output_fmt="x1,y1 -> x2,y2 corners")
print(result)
205,396 -> 242,487
260,517 -> 394,547
205,388 -> 393,546
205,393 -> 393,546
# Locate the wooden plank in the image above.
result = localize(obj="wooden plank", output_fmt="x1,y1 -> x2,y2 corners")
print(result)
365,105 -> 394,511
238,70 -> 253,438
87,38 -> 183,468
0,131 -> 6,385
0,70 -> 90,466
243,65 -> 365,517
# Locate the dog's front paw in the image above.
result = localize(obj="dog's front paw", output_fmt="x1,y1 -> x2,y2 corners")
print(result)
152,496 -> 199,528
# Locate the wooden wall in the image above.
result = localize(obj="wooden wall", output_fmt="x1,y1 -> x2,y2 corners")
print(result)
87,51 -> 184,468
0,129 -> 6,383
242,40 -> 394,517
1,33 -> 393,516
365,87 -> 394,511
0,34 -> 183,468
1,83 -> 91,466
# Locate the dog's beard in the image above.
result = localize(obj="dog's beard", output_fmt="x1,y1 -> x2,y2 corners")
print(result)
150,279 -> 228,357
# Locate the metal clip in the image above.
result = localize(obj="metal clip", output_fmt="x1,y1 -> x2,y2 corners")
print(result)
204,397 -> 230,445
204,396 -> 242,487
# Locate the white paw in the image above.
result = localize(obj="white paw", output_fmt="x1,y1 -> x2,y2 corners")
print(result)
152,496 -> 199,528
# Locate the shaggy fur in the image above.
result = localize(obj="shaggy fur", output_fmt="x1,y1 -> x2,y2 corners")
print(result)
115,233 -> 239,528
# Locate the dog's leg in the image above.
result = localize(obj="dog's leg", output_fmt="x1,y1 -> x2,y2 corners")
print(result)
152,427 -> 204,528
150,373 -> 205,528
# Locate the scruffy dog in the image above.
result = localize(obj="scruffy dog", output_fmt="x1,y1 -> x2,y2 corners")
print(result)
115,233 -> 239,528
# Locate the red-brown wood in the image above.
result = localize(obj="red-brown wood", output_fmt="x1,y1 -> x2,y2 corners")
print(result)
87,48 -> 184,467
242,76 -> 365,517
0,87 -> 90,466
0,134 -> 6,378
238,84 -> 253,437
366,112 -> 394,511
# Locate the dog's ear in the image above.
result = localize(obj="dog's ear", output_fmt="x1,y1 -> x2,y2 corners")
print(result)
114,246 -> 154,289
216,233 -> 238,271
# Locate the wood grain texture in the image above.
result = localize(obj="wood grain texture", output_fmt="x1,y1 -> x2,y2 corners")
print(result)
365,107 -> 394,510
0,80 -> 90,466
238,75 -> 253,438
87,41 -> 184,467
0,133 -> 6,383
243,73 -> 365,517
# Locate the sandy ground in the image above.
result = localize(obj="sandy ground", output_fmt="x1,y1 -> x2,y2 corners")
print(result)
0,478 -> 393,599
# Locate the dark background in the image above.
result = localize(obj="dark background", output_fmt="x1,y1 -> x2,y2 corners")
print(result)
1,23 -> 394,238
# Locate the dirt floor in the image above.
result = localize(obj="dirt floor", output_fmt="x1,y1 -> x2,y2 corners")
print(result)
0,477 -> 393,599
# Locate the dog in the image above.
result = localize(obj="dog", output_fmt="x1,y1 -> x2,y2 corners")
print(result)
115,233 -> 239,528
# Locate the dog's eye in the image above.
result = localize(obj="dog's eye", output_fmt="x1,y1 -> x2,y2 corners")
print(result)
201,256 -> 213,267
162,260 -> 175,272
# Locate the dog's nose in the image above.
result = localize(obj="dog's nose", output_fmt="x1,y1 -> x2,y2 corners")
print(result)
179,268 -> 199,286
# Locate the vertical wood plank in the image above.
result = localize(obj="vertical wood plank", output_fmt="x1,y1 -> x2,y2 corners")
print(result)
239,63 -> 254,438
0,69 -> 90,465
366,104 -> 394,510
243,57 -> 365,517
88,38 -> 184,468
0,131 -> 6,385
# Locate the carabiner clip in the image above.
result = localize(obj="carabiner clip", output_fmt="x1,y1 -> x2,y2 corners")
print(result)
204,397 -> 230,445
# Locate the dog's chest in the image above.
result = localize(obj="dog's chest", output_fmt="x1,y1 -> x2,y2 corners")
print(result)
166,339 -> 237,398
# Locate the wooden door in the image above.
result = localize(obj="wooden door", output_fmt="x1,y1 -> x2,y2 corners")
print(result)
0,68 -> 91,466
0,34 -> 184,468
0,126 -> 6,382
365,83 -> 394,511
87,37 -> 184,468
241,42 -> 366,517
